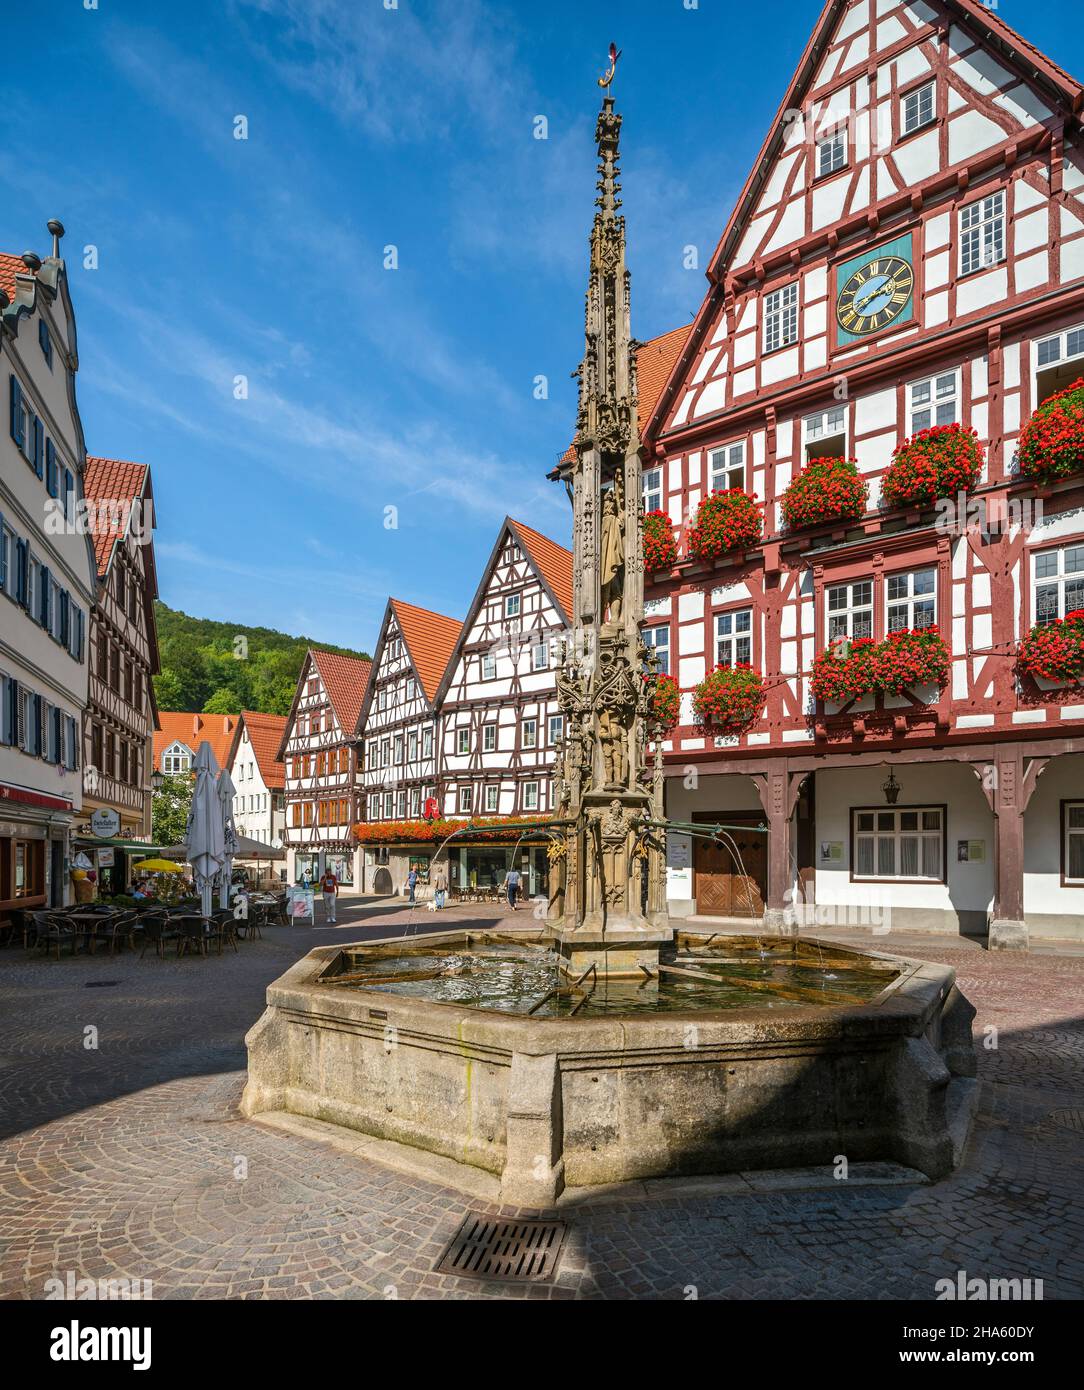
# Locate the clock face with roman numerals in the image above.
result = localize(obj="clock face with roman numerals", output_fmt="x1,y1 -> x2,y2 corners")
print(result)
835,255 -> 914,336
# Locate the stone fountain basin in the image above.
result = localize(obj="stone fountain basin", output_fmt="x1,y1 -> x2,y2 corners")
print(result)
241,929 -> 977,1205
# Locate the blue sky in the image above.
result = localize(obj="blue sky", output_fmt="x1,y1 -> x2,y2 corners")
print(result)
3,0 -> 1081,652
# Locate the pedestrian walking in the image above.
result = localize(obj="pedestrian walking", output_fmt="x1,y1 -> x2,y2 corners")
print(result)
320,868 -> 339,924
505,865 -> 521,911
407,866 -> 419,904
433,866 -> 447,909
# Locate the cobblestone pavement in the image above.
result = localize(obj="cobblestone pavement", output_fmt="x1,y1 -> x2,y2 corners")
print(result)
1,904 -> 1082,1300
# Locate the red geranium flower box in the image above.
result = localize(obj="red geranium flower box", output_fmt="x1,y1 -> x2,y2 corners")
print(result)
781,456 -> 868,531
810,628 -> 950,704
880,423 -> 984,509
686,489 -> 763,562
810,637 -> 877,704
648,672 -> 681,729
643,509 -> 679,571
1017,610 -> 1084,684
1016,378 -> 1084,484
692,663 -> 765,732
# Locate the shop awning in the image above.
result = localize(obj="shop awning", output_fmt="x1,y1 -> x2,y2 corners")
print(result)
72,837 -> 162,853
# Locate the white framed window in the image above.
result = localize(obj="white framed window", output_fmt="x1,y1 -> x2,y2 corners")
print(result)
803,405 -> 847,460
548,713 -> 564,745
383,791 -> 394,818
853,806 -> 944,882
886,567 -> 937,631
481,652 -> 497,680
409,787 -> 421,817
902,81 -> 935,135
505,594 -> 521,618
407,731 -> 418,761
532,640 -> 548,671
380,738 -> 390,767
458,786 -> 473,814
1033,545 -> 1084,625
396,790 -> 407,818
643,466 -> 663,512
1065,803 -> 1084,884
826,581 -> 873,641
483,723 -> 497,752
908,370 -> 960,433
522,718 -> 538,749
960,191 -> 1005,276
816,128 -> 846,177
709,442 -> 746,493
644,624 -> 670,675
1034,323 -> 1084,401
715,607 -> 752,667
422,726 -> 433,758
763,283 -> 798,353
456,728 -> 471,755
523,781 -> 539,812
393,735 -> 403,764
485,785 -> 499,813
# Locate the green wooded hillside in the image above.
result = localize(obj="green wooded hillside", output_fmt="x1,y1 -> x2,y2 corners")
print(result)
152,602 -> 370,717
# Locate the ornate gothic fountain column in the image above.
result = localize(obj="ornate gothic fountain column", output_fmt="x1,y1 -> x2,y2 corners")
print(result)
547,85 -> 671,978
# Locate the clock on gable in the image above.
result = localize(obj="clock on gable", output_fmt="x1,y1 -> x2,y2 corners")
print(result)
835,233 -> 915,346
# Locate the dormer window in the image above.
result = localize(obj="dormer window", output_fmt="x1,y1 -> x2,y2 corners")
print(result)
902,81 -> 935,136
162,743 -> 192,774
816,128 -> 846,178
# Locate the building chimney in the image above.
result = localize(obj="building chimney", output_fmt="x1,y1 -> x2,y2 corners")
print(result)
47,219 -> 65,258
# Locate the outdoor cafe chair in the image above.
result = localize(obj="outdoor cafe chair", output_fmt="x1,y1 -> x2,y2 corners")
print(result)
139,914 -> 181,959
30,912 -> 77,961
204,913 -> 237,956
101,910 -> 139,956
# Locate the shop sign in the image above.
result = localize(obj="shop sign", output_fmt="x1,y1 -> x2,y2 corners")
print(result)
91,808 -> 121,838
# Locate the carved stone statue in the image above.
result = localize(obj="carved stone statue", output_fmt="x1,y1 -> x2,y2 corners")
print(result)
598,707 -> 627,789
599,472 -> 625,624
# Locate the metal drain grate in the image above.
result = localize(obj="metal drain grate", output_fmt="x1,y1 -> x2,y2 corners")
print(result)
436,1215 -> 566,1283
84,981 -> 120,988
1049,1108 -> 1084,1134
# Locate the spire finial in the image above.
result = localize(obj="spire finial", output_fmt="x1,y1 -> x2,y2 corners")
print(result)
597,41 -> 621,92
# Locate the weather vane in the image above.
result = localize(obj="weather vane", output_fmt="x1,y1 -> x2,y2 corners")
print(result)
598,41 -> 621,91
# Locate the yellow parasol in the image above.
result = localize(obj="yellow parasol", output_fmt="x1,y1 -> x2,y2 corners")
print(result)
132,858 -> 186,874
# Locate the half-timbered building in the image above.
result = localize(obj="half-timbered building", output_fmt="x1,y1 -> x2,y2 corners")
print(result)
627,0 -> 1084,947
279,649 -> 371,890
78,456 -> 160,893
355,599 -> 461,894
434,518 -> 572,897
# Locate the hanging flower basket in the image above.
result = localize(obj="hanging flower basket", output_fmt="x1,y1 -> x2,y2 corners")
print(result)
686,489 -> 763,562
880,423 -> 984,509
870,626 -> 951,695
810,637 -> 877,704
1017,610 -> 1084,684
780,456 -> 868,531
1016,378 -> 1084,484
643,509 -> 679,571
692,663 -> 765,732
648,672 -> 681,729
810,628 -> 950,704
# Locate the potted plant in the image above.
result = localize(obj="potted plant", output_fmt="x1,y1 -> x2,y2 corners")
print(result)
781,456 -> 868,531
1017,610 -> 1084,685
810,637 -> 877,704
691,663 -> 765,732
1016,378 -> 1084,484
880,423 -> 984,509
870,625 -> 951,695
649,672 -> 681,729
643,509 -> 679,571
686,489 -> 763,562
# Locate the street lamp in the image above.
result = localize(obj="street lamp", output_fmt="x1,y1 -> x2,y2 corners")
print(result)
882,769 -> 901,805
151,769 -> 164,792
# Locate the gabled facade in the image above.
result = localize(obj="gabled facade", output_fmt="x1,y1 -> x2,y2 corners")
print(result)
279,649 -> 371,888
79,457 -> 160,887
153,712 -> 237,777
226,710 -> 287,862
1,231 -> 96,915
631,0 -> 1084,947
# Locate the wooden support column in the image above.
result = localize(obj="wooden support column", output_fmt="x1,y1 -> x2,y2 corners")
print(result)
979,750 -> 1047,952
752,762 -> 804,934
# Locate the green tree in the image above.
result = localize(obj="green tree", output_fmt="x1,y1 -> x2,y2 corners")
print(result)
152,774 -> 193,846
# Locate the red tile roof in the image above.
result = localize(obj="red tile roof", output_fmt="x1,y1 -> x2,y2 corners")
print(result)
310,650 -> 373,736
509,518 -> 573,619
559,324 -> 691,464
390,599 -> 462,703
154,712 -> 238,772
0,252 -> 32,305
230,711 -> 288,791
82,456 -> 149,576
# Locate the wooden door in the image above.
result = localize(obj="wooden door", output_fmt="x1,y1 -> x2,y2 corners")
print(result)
694,820 -> 767,918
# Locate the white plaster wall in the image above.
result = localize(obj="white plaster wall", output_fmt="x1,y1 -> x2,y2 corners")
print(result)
1024,753 -> 1084,919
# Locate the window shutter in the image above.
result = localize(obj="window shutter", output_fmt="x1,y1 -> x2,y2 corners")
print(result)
45,439 -> 58,497
59,590 -> 70,647
32,416 -> 44,477
39,565 -> 51,628
14,540 -> 27,607
32,694 -> 43,757
9,375 -> 24,447
63,468 -> 74,522
0,511 -> 6,591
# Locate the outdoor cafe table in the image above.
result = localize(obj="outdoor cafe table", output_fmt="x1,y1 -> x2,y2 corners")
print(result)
64,911 -> 121,955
